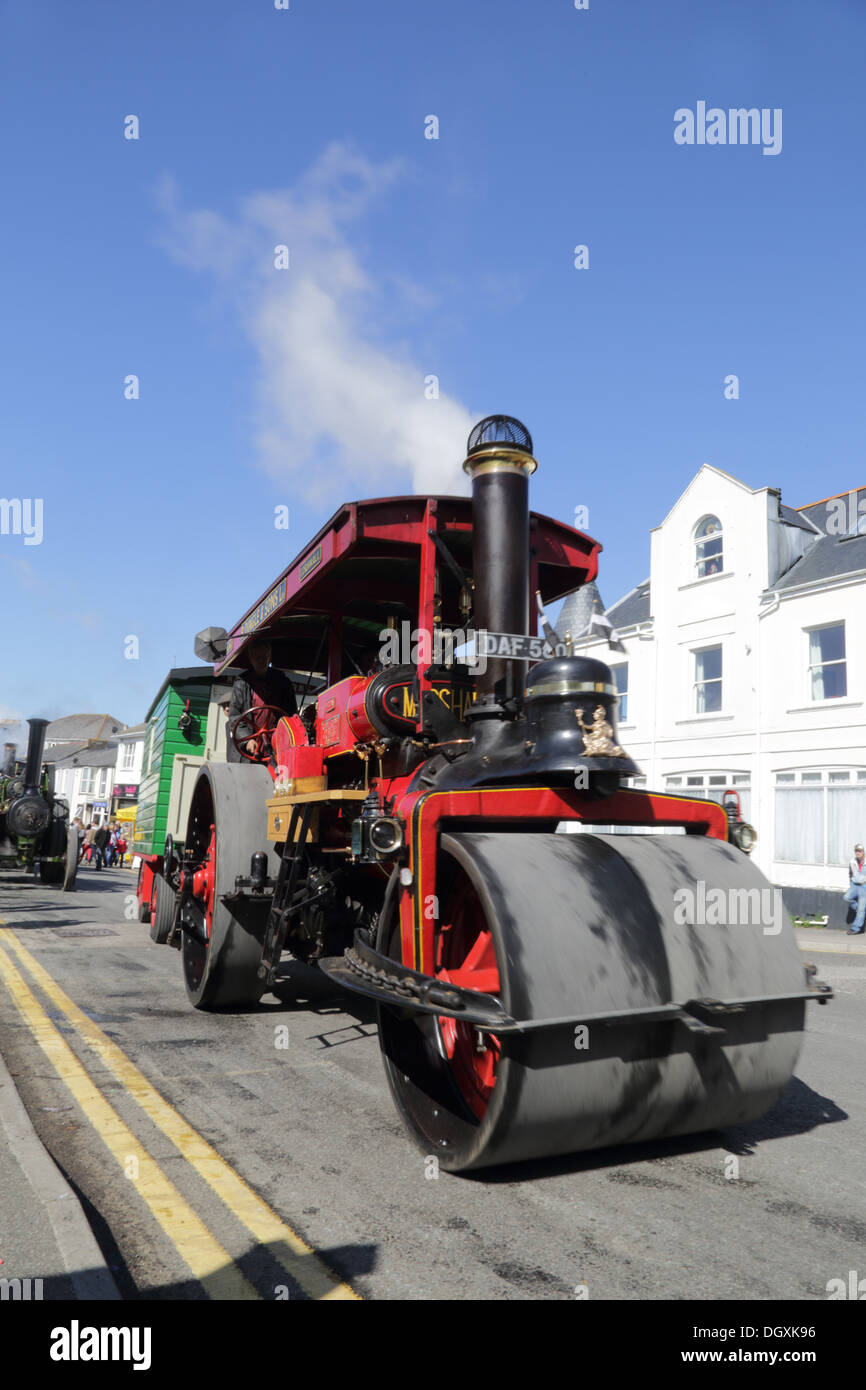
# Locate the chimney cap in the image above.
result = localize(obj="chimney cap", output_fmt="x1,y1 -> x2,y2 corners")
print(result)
467,415 -> 533,456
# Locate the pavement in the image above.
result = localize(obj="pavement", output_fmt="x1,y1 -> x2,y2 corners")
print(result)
0,866 -> 122,1300
0,1042 -> 118,1299
795,925 -> 866,955
0,880 -> 862,1301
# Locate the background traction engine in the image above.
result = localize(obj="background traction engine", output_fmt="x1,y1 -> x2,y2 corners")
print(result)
0,718 -> 78,890
156,416 -> 831,1172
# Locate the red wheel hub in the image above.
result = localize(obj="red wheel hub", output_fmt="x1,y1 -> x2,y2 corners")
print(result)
436,883 -> 501,1120
191,825 -> 216,937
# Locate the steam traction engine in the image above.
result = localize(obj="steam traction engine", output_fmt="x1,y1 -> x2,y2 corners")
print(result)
0,718 -> 78,889
143,417 -> 831,1171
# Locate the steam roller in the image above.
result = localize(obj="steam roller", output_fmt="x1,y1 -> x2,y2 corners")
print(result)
161,412 -> 831,1173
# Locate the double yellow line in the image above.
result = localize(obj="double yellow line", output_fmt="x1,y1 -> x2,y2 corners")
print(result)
0,926 -> 358,1300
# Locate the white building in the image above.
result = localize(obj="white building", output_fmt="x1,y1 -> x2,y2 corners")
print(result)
111,723 -> 145,813
44,713 -> 127,827
51,750 -> 116,826
565,468 -> 866,925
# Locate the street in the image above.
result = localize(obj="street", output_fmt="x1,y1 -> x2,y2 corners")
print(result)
0,866 -> 863,1301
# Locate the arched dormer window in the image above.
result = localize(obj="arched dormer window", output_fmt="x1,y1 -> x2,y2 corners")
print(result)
695,515 -> 723,578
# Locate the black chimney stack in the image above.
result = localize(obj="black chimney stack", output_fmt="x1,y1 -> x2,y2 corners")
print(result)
23,717 -> 49,792
463,416 -> 537,703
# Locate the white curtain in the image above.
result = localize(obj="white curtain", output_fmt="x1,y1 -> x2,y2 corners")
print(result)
775,788 -> 823,864
809,631 -> 825,700
828,787 -> 866,866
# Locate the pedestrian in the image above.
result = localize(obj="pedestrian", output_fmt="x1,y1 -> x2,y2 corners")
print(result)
844,842 -> 866,935
116,829 -> 127,868
92,821 -> 110,871
81,823 -> 94,864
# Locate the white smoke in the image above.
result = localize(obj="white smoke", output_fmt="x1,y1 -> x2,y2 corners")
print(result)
0,705 -> 26,761
157,145 -> 474,500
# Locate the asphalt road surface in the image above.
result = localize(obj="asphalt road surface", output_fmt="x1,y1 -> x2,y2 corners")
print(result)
0,866 -> 863,1301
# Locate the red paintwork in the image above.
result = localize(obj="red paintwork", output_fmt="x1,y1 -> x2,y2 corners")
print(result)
191,825 -> 216,937
436,881 -> 501,1119
137,857 -> 158,912
345,678 -> 380,746
317,677 -> 371,759
271,717 -> 323,781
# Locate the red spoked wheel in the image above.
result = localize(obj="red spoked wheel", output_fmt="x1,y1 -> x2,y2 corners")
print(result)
435,883 -> 501,1120
377,837 -> 513,1170
190,825 -> 216,938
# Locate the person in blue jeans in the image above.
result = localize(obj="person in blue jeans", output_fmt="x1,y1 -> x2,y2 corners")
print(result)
844,843 -> 866,934
91,822 -> 110,871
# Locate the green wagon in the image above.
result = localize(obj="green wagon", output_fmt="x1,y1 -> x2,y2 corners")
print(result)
135,667 -> 228,930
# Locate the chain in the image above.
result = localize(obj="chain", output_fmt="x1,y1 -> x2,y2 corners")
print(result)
342,944 -> 463,1010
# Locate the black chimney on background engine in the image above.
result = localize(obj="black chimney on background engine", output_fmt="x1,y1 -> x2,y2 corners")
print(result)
463,416 -> 537,703
22,717 -> 49,792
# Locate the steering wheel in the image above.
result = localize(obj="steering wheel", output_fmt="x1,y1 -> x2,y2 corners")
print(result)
230,705 -> 286,764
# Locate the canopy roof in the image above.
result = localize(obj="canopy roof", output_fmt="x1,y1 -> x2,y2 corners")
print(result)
214,495 -> 600,679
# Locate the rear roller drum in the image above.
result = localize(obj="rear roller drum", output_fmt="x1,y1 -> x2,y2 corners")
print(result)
39,820 -> 76,888
379,831 -> 808,1172
149,873 -> 175,945
39,858 -> 64,885
61,826 -> 78,891
181,763 -> 279,1010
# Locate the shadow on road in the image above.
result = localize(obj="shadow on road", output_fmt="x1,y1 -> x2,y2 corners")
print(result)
723,1074 -> 847,1152
465,1075 -> 846,1185
262,962 -> 379,1029
63,1172 -> 375,1300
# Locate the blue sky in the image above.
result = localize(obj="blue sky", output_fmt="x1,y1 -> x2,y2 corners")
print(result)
1,0 -> 864,741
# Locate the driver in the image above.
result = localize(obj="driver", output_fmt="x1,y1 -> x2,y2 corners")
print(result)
226,638 -> 298,763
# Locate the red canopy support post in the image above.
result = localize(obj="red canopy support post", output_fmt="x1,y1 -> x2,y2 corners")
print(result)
416,498 -> 439,720
328,615 -> 343,686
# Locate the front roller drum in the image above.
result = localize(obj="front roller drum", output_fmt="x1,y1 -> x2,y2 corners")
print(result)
378,831 -> 808,1172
